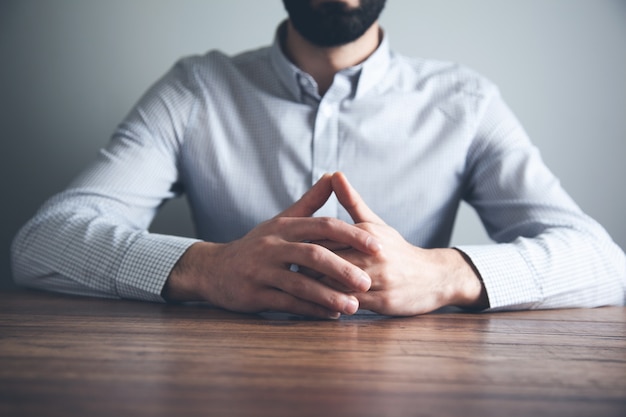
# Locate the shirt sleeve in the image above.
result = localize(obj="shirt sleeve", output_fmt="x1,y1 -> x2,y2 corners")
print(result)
456,92 -> 626,310
11,60 -> 201,302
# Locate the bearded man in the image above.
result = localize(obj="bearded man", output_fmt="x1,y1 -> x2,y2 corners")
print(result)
12,0 -> 626,317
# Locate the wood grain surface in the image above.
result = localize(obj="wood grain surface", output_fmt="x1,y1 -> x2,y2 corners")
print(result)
1,290 -> 624,417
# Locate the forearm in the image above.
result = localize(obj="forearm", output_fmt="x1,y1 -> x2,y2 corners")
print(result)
448,248 -> 490,310
405,247 -> 490,310
458,227 -> 626,310
162,241 -> 221,302
463,91 -> 626,310
11,201 -> 198,301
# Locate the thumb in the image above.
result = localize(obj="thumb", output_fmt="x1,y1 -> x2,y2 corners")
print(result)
276,173 -> 333,218
332,172 -> 385,224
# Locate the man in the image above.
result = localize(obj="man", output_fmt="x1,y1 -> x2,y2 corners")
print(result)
11,0 -> 626,318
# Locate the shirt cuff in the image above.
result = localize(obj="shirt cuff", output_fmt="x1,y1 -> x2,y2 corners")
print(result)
116,233 -> 200,302
454,244 -> 543,311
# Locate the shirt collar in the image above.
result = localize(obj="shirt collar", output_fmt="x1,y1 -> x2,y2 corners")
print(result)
269,21 -> 392,101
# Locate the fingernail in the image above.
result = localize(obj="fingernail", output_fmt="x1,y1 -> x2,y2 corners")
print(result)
358,273 -> 371,291
366,236 -> 383,253
344,297 -> 359,315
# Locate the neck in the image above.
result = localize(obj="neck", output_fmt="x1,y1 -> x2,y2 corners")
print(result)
283,20 -> 381,96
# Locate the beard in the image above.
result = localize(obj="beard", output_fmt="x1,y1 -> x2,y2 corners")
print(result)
282,0 -> 387,47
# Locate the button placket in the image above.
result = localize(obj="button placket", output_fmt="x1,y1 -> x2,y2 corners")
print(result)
310,75 -> 351,217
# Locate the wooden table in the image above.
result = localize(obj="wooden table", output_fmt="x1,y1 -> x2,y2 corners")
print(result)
1,290 -> 624,417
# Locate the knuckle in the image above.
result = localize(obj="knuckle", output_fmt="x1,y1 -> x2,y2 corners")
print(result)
339,263 -> 357,283
237,290 -> 257,309
316,216 -> 338,233
378,274 -> 391,288
255,235 -> 273,248
377,294 -> 394,314
323,291 -> 343,311
301,243 -> 326,264
269,217 -> 289,229
287,275 -> 309,295
358,222 -> 377,234
254,235 -> 283,257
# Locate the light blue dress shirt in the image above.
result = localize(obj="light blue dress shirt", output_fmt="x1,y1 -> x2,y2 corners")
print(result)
11,27 -> 626,310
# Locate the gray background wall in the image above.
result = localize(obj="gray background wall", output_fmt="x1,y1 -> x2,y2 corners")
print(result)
1,0 -> 625,290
